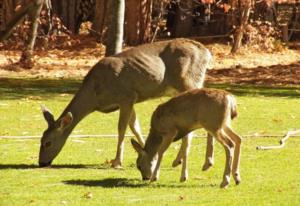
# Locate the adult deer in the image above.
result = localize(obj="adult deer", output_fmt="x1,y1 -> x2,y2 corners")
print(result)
131,88 -> 242,188
39,38 -> 213,168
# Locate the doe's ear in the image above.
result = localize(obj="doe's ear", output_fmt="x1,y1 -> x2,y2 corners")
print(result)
41,105 -> 55,127
131,138 -> 144,154
58,112 -> 73,131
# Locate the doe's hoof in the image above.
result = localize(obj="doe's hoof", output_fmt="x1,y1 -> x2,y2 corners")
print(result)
110,159 -> 123,169
234,173 -> 241,185
220,180 -> 229,189
150,176 -> 158,182
172,159 -> 182,168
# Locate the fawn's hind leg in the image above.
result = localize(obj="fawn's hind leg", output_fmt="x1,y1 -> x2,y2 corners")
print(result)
213,130 -> 234,188
224,126 -> 242,185
179,133 -> 192,182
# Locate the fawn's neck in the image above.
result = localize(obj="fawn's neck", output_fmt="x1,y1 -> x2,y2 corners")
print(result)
144,129 -> 163,159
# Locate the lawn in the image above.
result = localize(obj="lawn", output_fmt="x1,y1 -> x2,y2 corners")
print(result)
0,78 -> 300,206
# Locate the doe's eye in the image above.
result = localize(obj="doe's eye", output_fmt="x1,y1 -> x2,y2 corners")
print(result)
45,141 -> 52,148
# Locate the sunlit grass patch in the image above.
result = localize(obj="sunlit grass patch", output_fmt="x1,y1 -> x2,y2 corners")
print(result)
0,78 -> 300,205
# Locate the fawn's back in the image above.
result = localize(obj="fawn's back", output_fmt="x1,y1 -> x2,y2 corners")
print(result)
151,88 -> 236,139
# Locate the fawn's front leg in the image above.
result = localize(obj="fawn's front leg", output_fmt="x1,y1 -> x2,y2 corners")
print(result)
172,132 -> 193,168
202,133 -> 215,171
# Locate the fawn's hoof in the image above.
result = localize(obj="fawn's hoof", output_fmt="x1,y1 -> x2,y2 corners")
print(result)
202,161 -> 213,171
234,173 -> 241,185
110,159 -> 123,169
180,176 -> 188,182
172,159 -> 182,168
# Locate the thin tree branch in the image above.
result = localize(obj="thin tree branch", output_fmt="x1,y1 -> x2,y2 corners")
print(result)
256,129 -> 300,150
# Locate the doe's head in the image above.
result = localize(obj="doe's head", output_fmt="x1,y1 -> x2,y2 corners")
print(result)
39,106 -> 73,167
131,139 -> 157,180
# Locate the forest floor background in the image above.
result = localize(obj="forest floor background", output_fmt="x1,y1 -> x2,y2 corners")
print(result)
0,36 -> 300,86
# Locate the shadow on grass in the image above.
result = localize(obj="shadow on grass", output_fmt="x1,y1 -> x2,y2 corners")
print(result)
63,178 -> 216,189
63,178 -> 148,188
0,77 -> 81,100
207,83 -> 300,98
1,77 -> 299,100
0,164 -> 102,170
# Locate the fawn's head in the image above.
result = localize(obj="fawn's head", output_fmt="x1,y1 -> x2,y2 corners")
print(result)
39,106 -> 73,167
131,139 -> 157,180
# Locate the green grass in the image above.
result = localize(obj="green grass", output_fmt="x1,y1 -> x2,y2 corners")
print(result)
1,78 -> 300,206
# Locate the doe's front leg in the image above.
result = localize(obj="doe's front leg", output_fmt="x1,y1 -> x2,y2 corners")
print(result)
111,98 -> 136,169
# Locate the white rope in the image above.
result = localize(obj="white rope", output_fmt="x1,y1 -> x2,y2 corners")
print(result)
1,133 -> 299,139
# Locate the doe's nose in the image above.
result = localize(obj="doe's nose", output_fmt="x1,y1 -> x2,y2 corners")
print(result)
39,161 -> 52,167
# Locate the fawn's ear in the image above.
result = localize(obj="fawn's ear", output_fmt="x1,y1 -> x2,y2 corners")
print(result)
131,139 -> 144,155
41,105 -> 55,127
58,112 -> 73,131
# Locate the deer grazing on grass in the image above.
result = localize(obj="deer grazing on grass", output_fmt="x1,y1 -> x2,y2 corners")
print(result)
131,88 -> 242,188
39,38 -> 213,169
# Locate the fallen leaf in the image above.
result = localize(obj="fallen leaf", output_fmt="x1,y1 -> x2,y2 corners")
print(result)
27,96 -> 43,100
272,118 -> 282,123
61,200 -> 68,205
83,192 -> 93,199
60,93 -> 70,97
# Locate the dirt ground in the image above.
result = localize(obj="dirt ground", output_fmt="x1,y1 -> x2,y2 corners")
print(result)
1,37 -> 300,86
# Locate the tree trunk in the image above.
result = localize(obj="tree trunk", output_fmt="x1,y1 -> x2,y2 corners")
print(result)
125,0 -> 139,45
0,1 -> 5,32
125,0 -> 152,46
92,0 -> 108,40
231,4 -> 251,53
19,0 -> 44,68
0,0 -> 36,41
60,0 -> 69,30
105,0 -> 125,56
139,0 -> 152,43
68,0 -> 76,33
